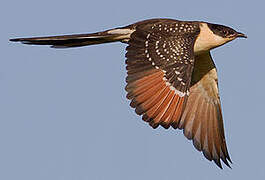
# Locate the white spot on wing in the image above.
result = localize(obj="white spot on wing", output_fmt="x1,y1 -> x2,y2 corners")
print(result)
162,76 -> 186,97
146,33 -> 151,39
175,71 -> 180,75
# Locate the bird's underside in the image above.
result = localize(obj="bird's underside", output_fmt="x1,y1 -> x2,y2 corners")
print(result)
9,18 -> 245,169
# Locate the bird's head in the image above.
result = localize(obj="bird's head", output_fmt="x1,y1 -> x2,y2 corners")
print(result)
194,22 -> 247,54
207,23 -> 247,41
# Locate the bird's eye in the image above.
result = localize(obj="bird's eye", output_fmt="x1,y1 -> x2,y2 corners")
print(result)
222,30 -> 228,36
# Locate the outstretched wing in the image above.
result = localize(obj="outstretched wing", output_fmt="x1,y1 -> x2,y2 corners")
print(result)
125,19 -> 231,168
180,52 -> 232,168
125,19 -> 200,129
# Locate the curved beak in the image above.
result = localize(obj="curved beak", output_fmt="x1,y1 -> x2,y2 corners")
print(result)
236,32 -> 247,38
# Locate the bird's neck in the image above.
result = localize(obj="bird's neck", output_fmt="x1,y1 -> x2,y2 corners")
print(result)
194,23 -> 229,55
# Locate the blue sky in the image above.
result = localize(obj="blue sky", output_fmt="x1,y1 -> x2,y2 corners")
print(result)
1,0 -> 265,179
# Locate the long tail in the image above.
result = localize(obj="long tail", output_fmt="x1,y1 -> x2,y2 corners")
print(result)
10,28 -> 134,48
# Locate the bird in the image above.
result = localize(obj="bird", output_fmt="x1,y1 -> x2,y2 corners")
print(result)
10,18 -> 247,169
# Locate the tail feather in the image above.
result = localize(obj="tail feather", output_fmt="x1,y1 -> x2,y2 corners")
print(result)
10,28 -> 134,48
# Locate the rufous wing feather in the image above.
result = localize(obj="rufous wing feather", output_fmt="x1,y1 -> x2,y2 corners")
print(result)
125,19 -> 197,130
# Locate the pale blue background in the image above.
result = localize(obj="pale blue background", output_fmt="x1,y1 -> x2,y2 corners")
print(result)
1,0 -> 264,179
